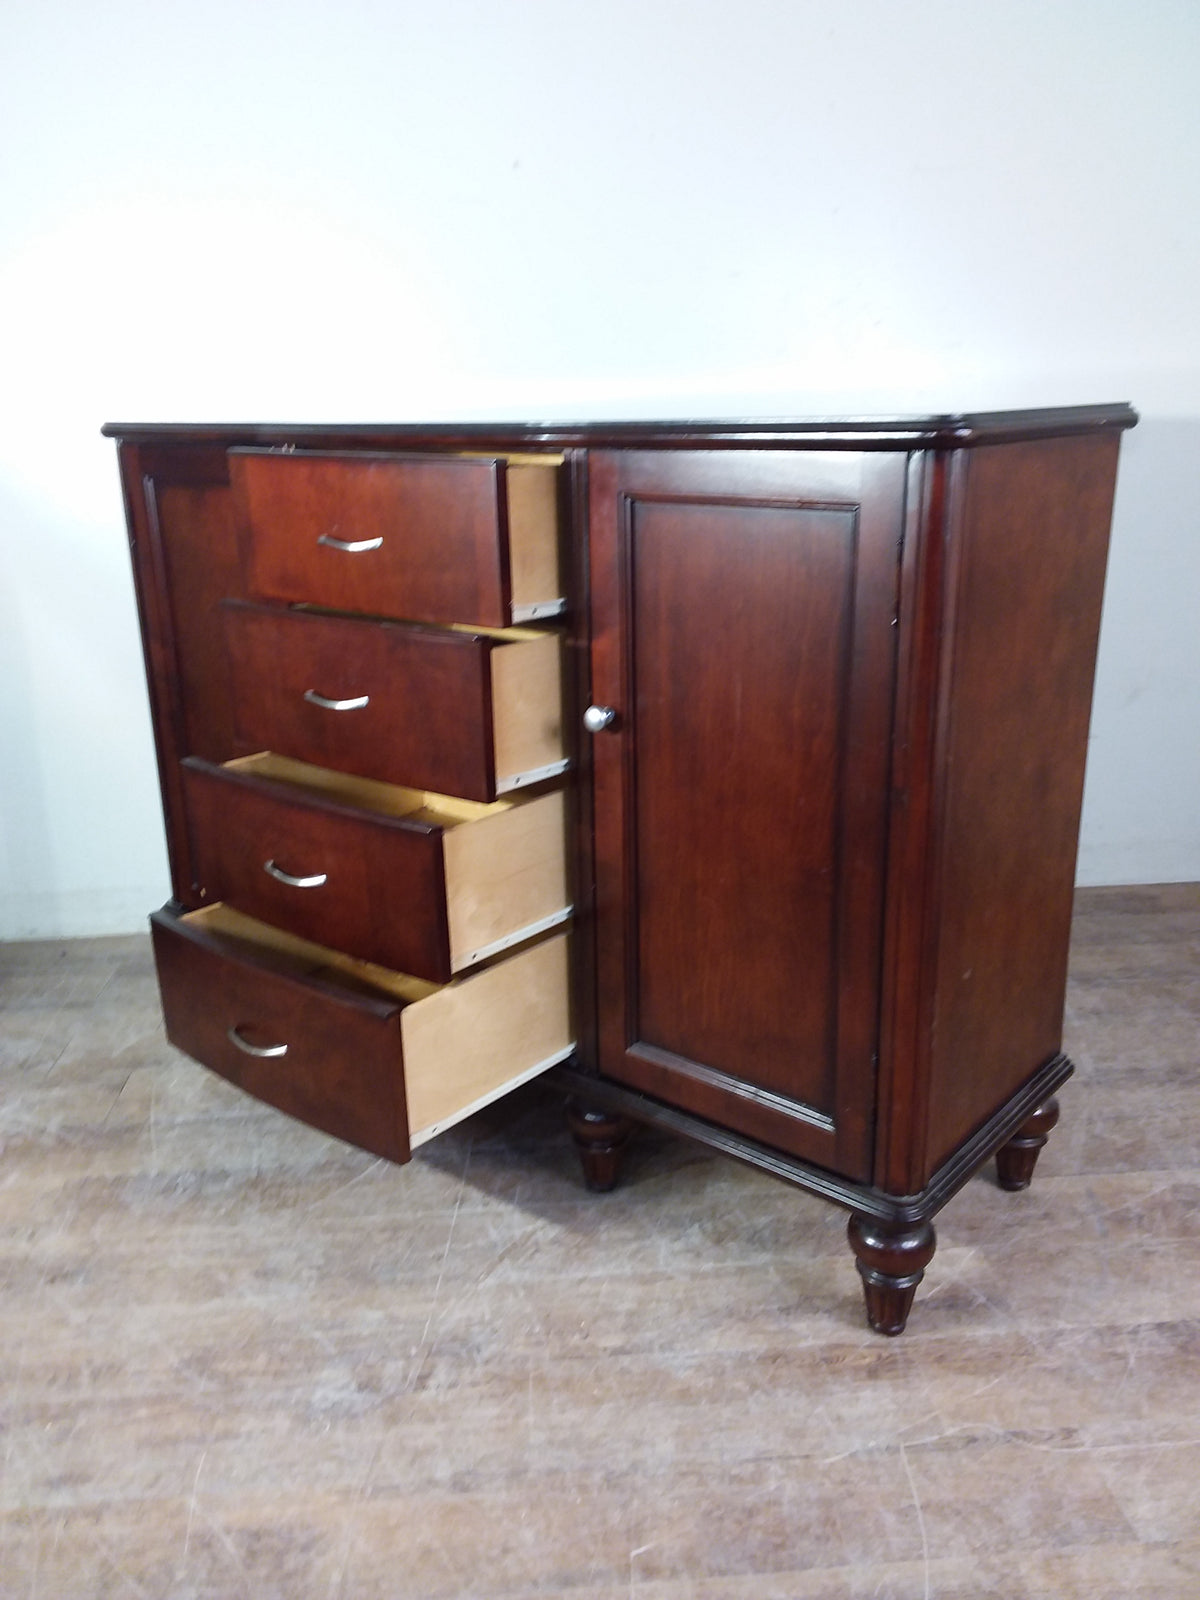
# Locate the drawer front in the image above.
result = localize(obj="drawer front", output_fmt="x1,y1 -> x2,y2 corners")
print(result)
231,449 -> 511,627
182,758 -> 454,981
151,909 -> 411,1162
224,602 -> 499,801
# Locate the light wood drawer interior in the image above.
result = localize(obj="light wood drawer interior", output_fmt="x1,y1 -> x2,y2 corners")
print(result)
503,457 -> 565,623
477,622 -> 567,793
158,904 -> 574,1155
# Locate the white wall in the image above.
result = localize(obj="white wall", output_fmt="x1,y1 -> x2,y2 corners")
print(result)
1,0 -> 1197,936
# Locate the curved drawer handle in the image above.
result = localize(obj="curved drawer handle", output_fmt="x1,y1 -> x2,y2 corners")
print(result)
263,859 -> 328,890
303,689 -> 370,712
227,1026 -> 288,1059
317,532 -> 383,553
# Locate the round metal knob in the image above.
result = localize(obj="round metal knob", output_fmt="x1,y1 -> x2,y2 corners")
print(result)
583,704 -> 617,734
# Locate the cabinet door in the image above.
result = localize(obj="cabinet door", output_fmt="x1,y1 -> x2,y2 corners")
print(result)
588,449 -> 906,1180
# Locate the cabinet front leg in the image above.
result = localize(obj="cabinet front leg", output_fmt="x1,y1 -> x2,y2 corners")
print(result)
995,1096 -> 1060,1191
847,1215 -> 937,1336
565,1099 -> 633,1193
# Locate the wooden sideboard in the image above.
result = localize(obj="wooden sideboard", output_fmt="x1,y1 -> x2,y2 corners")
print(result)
106,406 -> 1136,1333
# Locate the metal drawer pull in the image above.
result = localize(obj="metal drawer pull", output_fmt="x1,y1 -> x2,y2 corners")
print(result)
317,532 -> 383,553
303,689 -> 370,711
263,859 -> 328,889
227,1026 -> 288,1059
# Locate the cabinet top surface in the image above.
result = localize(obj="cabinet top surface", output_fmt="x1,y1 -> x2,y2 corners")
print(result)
102,404 -> 1136,451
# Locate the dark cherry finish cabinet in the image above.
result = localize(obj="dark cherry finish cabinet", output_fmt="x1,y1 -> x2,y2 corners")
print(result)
107,406 -> 1135,1334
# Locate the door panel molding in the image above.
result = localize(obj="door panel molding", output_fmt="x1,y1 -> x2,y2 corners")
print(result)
589,450 -> 906,1179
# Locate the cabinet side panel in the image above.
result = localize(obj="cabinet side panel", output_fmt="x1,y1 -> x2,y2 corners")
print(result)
923,434 -> 1121,1175
155,483 -> 244,765
119,442 -> 237,905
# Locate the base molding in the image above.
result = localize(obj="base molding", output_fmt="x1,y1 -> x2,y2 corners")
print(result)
548,1051 -> 1074,1227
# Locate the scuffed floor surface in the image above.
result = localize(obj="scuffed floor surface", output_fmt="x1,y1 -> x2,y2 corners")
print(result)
1,885 -> 1198,1599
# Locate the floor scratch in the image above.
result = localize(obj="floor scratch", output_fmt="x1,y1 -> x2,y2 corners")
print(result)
900,1442 -> 931,1600
179,1446 -> 207,1574
408,1139 -> 472,1390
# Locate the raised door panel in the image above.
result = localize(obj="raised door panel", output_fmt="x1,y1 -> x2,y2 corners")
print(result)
589,450 -> 906,1179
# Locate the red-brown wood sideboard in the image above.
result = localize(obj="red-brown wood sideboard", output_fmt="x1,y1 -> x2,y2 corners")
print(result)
105,406 -> 1136,1334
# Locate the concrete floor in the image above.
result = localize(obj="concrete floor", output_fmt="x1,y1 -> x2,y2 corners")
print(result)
1,885 -> 1198,1598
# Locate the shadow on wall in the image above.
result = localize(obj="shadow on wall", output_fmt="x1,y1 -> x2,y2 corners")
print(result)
0,469 -> 169,940
0,480 -> 58,925
1077,415 -> 1200,887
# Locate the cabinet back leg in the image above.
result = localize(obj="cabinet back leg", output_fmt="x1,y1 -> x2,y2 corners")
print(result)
995,1096 -> 1060,1191
566,1099 -> 633,1191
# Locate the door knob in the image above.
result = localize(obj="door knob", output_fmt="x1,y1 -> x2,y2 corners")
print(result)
583,704 -> 618,733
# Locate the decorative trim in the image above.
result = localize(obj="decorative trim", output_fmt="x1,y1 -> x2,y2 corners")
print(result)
102,407 -> 1138,454
622,1042 -> 836,1135
547,1050 -> 1075,1225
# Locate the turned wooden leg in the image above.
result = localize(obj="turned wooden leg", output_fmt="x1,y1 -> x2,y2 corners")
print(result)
565,1099 -> 633,1192
847,1215 -> 937,1336
995,1096 -> 1060,1191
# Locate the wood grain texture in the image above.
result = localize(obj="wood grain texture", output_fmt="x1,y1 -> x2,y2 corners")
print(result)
181,758 -> 452,982
231,449 -> 513,628
113,412 -> 1129,1259
872,452 -> 948,1194
487,630 -> 566,787
400,932 -> 574,1142
154,484 -> 244,765
995,1096 -> 1061,1191
847,1214 -> 937,1336
439,788 -> 569,971
921,435 -> 1122,1179
223,602 -> 500,802
151,908 -> 411,1162
5,889 -> 1199,1589
588,450 -> 905,1177
118,442 -> 241,905
631,497 -> 854,1104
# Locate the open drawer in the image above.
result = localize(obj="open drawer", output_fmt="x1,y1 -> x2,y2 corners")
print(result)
230,448 -> 564,628
183,752 -> 571,984
223,601 -> 566,801
151,905 -> 574,1162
